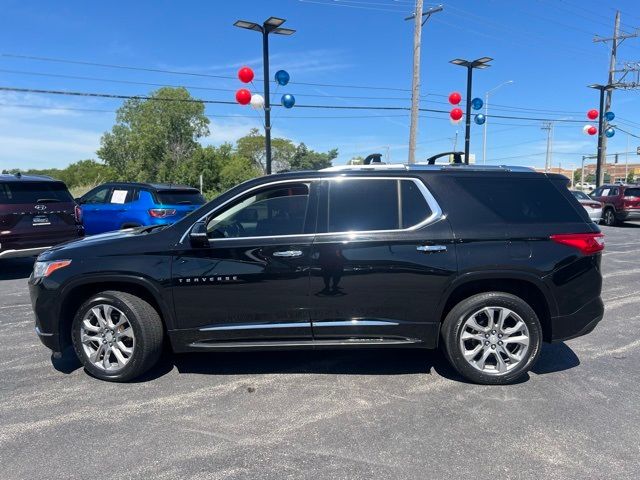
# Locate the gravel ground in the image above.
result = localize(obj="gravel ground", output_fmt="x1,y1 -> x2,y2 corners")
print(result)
1,223 -> 639,479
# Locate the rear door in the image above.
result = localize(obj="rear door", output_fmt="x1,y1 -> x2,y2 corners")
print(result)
307,177 -> 456,346
0,180 -> 79,250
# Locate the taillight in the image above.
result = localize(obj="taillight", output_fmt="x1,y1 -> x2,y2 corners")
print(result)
149,208 -> 177,218
550,233 -> 605,255
589,203 -> 601,209
74,205 -> 82,223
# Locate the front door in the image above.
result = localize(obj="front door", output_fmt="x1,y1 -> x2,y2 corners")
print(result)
308,177 -> 456,347
172,180 -> 318,345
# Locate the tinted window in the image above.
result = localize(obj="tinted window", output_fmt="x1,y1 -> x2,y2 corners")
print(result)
571,191 -> 590,200
156,190 -> 205,205
83,186 -> 111,204
452,177 -> 584,223
207,183 -> 309,238
325,179 -> 431,233
0,181 -> 73,204
609,188 -> 619,196
624,188 -> 640,198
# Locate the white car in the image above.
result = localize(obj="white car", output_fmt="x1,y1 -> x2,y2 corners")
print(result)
571,190 -> 602,223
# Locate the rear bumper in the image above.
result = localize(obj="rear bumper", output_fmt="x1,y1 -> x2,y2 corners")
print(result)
587,209 -> 602,222
619,210 -> 640,221
550,296 -> 604,342
0,246 -> 51,259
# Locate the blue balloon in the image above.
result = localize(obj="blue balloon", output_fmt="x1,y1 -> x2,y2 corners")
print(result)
274,70 -> 290,86
474,113 -> 486,125
605,127 -> 615,138
605,111 -> 615,122
281,94 -> 295,109
471,97 -> 483,110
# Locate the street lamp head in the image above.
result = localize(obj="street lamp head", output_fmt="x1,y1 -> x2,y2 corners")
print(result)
264,17 -> 286,28
475,56 -> 493,64
474,64 -> 491,69
234,20 -> 262,32
273,27 -> 296,36
450,58 -> 469,66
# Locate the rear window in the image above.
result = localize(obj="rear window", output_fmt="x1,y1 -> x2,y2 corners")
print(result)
155,190 -> 205,205
624,188 -> 640,198
0,181 -> 73,204
452,177 -> 584,223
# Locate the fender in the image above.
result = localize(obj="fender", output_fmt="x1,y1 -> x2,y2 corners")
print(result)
435,269 -> 559,321
58,273 -> 176,330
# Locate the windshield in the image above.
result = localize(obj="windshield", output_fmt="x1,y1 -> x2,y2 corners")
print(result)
0,181 -> 73,204
571,191 -> 591,200
156,190 -> 205,205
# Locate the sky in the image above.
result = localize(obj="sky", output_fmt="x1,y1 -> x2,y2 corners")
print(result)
0,0 -> 639,172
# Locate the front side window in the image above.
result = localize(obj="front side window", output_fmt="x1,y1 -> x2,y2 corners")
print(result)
322,178 -> 432,233
83,186 -> 112,204
608,188 -> 619,196
207,183 -> 309,239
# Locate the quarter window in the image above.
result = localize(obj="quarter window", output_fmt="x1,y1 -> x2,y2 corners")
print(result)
207,183 -> 310,238
323,179 -> 432,233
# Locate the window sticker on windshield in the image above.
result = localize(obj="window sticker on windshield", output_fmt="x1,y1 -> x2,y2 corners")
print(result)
111,189 -> 128,204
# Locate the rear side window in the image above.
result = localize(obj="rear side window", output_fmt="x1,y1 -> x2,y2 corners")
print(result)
624,188 -> 640,198
323,179 -> 432,233
0,181 -> 73,204
452,177 -> 584,223
156,190 -> 205,205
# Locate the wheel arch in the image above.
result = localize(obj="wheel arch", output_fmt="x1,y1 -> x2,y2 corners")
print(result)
57,275 -> 173,352
437,272 -> 557,343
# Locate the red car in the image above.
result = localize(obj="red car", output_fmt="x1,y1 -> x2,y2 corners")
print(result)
0,173 -> 83,259
591,184 -> 640,226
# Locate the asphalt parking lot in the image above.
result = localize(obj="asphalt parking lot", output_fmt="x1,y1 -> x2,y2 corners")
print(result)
1,223 -> 639,479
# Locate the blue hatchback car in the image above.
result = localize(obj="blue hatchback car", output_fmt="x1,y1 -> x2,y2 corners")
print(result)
78,182 -> 205,235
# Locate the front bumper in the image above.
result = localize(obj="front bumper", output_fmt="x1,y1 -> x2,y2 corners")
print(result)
550,296 -> 604,342
29,279 -> 64,353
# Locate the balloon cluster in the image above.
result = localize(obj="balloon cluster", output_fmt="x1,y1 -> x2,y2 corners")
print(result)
583,109 -> 616,137
234,67 -> 296,110
448,92 -> 486,125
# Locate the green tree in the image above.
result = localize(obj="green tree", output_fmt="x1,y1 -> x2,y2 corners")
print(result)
289,143 -> 337,170
97,87 -> 209,182
236,128 -> 296,173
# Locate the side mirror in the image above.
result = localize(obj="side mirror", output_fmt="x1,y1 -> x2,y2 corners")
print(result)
75,197 -> 83,204
189,221 -> 209,248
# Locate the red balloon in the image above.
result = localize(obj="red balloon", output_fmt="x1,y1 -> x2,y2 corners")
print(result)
587,109 -> 598,120
238,66 -> 254,83
450,107 -> 463,121
235,88 -> 251,105
587,126 -> 597,136
448,92 -> 462,105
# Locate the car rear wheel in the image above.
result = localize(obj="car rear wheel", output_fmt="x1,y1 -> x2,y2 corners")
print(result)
441,292 -> 542,385
602,208 -> 617,226
71,290 -> 163,382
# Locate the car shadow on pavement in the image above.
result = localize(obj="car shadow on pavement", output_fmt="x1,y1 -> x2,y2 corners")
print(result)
50,340 -> 581,384
0,258 -> 34,280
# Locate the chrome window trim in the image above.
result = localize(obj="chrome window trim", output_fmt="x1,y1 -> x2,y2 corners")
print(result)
179,176 -> 443,244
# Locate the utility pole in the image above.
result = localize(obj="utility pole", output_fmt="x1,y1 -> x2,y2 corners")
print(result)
406,3 -> 443,164
541,121 -> 553,172
593,11 -> 639,183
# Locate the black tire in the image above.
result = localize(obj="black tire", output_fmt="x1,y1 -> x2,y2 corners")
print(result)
602,208 -> 617,226
71,290 -> 164,382
441,292 -> 542,385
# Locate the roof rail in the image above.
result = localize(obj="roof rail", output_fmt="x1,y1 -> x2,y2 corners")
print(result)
321,163 -> 408,172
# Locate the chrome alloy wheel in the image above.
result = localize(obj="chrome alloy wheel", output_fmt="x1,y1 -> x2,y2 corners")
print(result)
459,306 -> 530,375
80,304 -> 135,372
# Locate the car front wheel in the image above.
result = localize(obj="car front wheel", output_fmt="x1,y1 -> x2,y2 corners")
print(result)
71,290 -> 164,382
441,292 -> 542,385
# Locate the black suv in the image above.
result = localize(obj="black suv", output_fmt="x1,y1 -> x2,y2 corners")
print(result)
29,164 -> 604,384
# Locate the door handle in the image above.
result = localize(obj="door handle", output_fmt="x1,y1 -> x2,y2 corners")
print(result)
416,245 -> 447,253
273,250 -> 303,258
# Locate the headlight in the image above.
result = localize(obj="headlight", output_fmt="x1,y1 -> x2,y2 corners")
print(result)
33,259 -> 72,279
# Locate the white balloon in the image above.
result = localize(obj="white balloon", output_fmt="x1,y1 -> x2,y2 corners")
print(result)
250,94 -> 265,110
583,124 -> 592,135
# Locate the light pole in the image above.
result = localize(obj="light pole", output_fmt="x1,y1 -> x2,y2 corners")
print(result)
450,57 -> 493,164
234,17 -> 295,175
588,83 -> 614,187
482,80 -> 513,164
